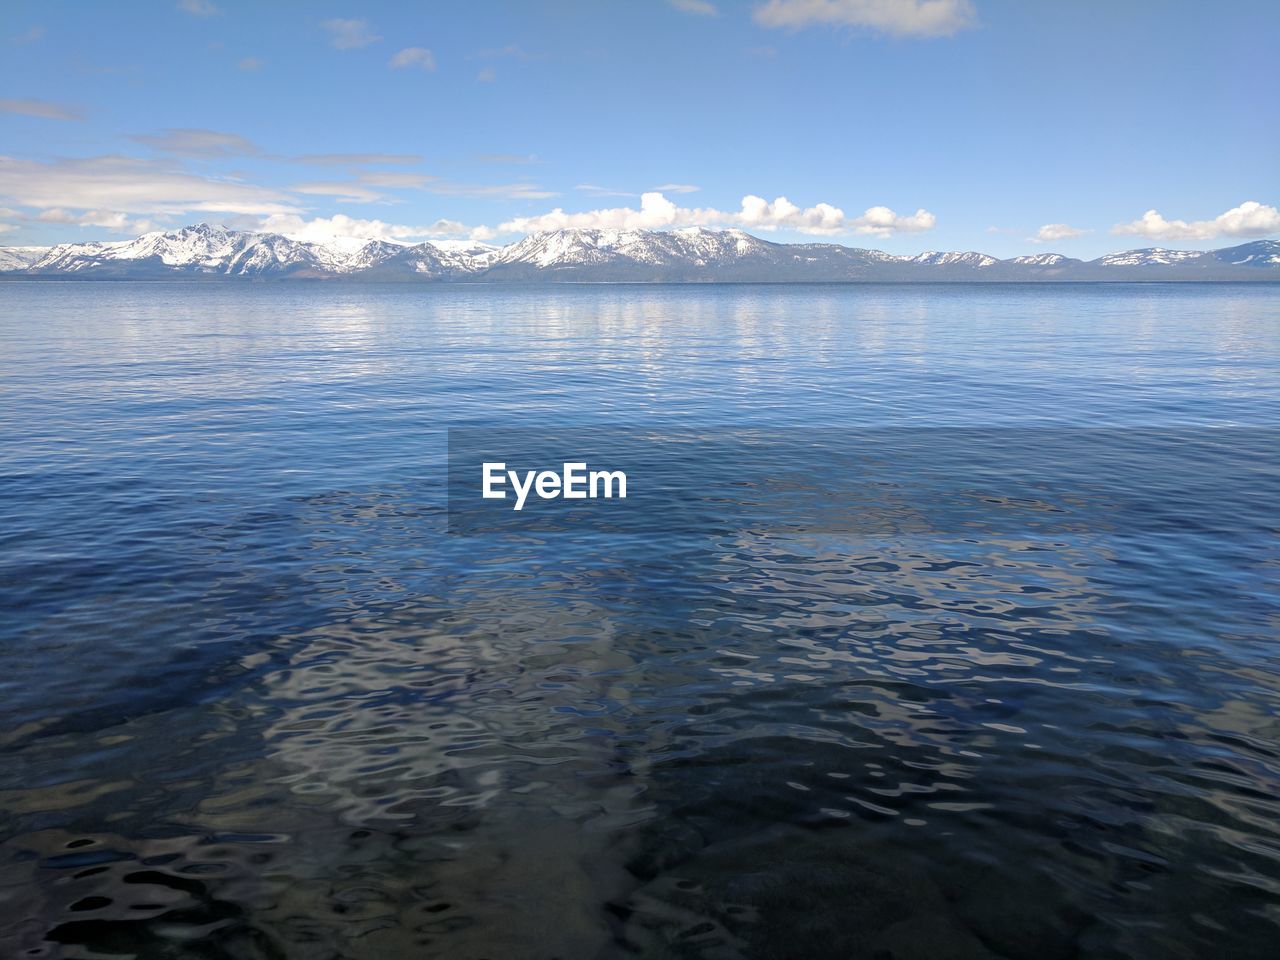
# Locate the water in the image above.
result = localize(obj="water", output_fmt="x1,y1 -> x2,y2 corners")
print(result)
0,282 -> 1277,959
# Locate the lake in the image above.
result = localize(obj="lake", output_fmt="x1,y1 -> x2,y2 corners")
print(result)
1,282 -> 1278,959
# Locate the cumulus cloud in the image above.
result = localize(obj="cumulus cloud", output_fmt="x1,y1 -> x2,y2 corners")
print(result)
669,0 -> 718,15
260,213 -> 492,244
754,0 -> 976,37
131,128 -> 259,157
0,97 -> 83,121
497,191 -> 934,237
1032,223 -> 1088,243
0,155 -> 300,220
321,18 -> 381,50
389,47 -> 436,70
1112,201 -> 1280,242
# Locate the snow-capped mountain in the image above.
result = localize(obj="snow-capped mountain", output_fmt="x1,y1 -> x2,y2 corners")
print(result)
1009,253 -> 1077,267
2,225 -> 1277,282
1096,247 -> 1207,267
0,245 -> 48,271
910,251 -> 1000,268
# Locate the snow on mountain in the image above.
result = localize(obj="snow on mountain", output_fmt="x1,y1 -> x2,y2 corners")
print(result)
1010,253 -> 1073,266
488,226 -> 777,271
1096,247 -> 1206,267
3,224 -> 1278,281
0,245 -> 48,271
430,239 -> 500,257
1211,239 -> 1280,266
911,251 -> 999,267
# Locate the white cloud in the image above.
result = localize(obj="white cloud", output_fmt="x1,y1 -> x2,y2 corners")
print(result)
477,66 -> 497,82
754,0 -> 976,37
132,128 -> 259,157
37,208 -> 159,233
1112,201 -> 1280,242
260,213 -> 492,244
1032,223 -> 1088,243
292,181 -> 388,204
321,19 -> 381,50
295,152 -> 423,166
389,47 -> 436,70
237,57 -> 264,71
0,222 -> 17,234
652,183 -> 700,194
0,98 -> 83,121
177,0 -> 220,16
669,0 -> 718,15
292,171 -> 552,202
496,191 -> 934,237
576,184 -> 636,198
429,180 -> 555,200
0,155 -> 300,219
359,171 -> 434,188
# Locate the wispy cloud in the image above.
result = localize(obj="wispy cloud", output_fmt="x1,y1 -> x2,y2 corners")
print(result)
430,181 -> 555,200
295,153 -> 423,166
237,56 -> 264,71
576,184 -> 637,198
321,18 -> 381,50
497,191 -> 935,237
1032,223 -> 1088,243
177,0 -> 220,16
652,183 -> 700,194
0,97 -> 83,121
292,170 -> 552,202
754,0 -> 977,37
476,67 -> 497,82
669,0 -> 718,15
0,155 -> 299,221
475,153 -> 540,165
359,171 -> 435,188
474,44 -> 541,61
389,47 -> 436,70
292,181 -> 388,204
1112,201 -> 1280,242
132,128 -> 259,157
10,26 -> 44,45
37,208 -> 160,234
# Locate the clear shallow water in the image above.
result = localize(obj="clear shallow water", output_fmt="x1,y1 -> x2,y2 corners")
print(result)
0,282 -> 1278,959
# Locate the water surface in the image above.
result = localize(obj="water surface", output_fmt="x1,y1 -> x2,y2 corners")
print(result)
1,282 -> 1278,959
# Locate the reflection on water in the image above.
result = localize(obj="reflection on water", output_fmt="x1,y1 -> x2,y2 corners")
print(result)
0,283 -> 1278,959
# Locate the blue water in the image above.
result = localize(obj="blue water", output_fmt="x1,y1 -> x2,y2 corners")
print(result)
1,282 -> 1278,959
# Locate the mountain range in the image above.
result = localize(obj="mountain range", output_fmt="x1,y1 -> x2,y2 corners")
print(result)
2,223 -> 1277,282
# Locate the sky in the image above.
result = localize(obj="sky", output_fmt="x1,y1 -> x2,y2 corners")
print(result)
1,0 -> 1277,256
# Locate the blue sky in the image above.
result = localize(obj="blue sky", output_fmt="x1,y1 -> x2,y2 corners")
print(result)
1,0 -> 1277,255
